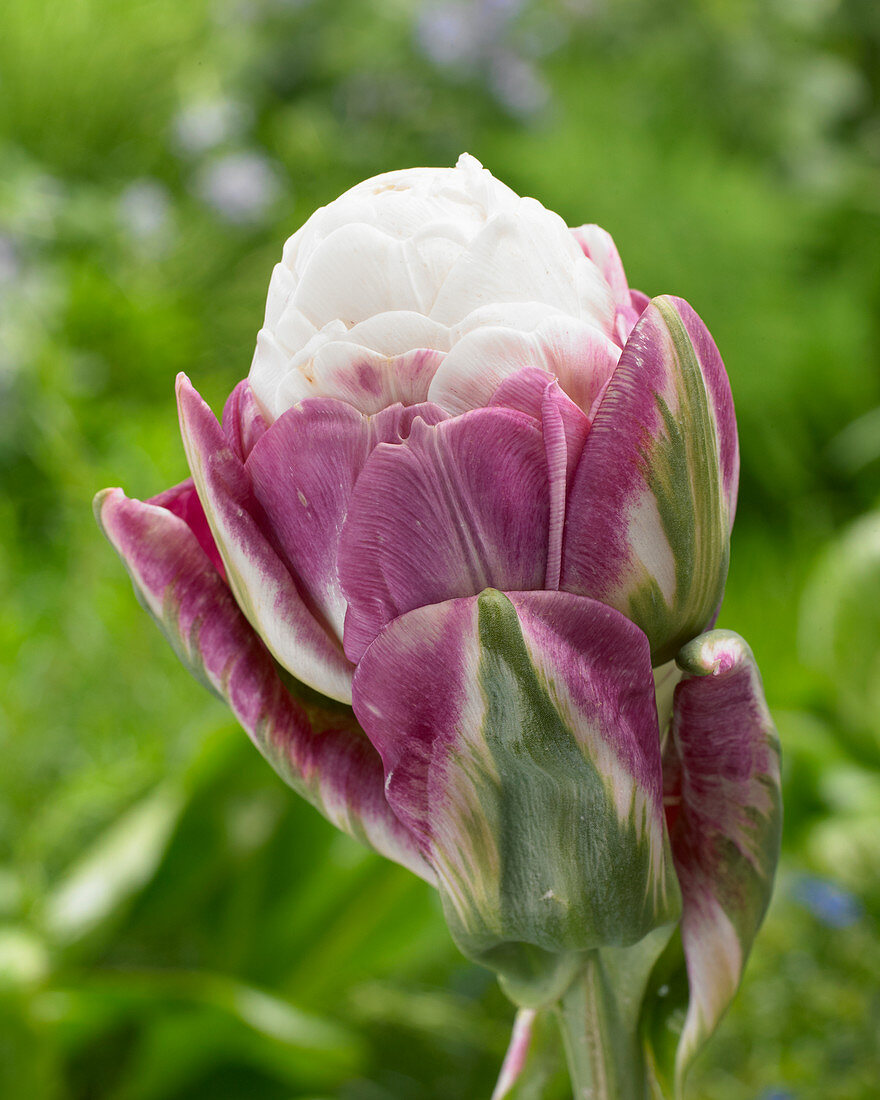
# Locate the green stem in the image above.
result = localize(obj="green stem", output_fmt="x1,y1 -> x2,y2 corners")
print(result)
555,951 -> 650,1100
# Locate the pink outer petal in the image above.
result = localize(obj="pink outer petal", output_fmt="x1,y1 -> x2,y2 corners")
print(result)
245,398 -> 448,641
665,630 -> 781,1084
338,407 -> 550,663
177,374 -> 355,704
489,367 -> 590,481
94,487 -> 433,882
222,379 -> 269,461
148,478 -> 226,582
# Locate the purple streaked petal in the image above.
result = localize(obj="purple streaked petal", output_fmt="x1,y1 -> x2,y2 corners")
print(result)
245,398 -> 448,640
222,378 -> 269,461
662,630 -> 781,1089
94,487 -> 432,881
561,295 -> 739,665
176,374 -> 354,703
351,589 -> 678,978
541,385 -> 568,591
339,409 -> 549,663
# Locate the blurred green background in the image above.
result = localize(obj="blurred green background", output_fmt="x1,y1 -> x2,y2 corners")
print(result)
1,0 -> 879,1096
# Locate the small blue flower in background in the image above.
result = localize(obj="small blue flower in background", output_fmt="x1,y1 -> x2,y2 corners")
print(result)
118,180 -> 173,245
757,1089 -> 796,1100
793,875 -> 862,929
487,51 -> 550,117
415,0 -> 551,118
195,151 -> 282,225
171,97 -> 250,157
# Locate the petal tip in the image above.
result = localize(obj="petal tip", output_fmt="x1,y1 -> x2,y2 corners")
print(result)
676,629 -> 750,678
93,486 -> 126,531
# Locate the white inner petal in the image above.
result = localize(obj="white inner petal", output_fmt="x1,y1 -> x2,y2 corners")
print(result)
291,224 -> 471,330
263,262 -> 297,329
342,312 -> 452,354
429,207 -> 606,326
453,301 -> 569,338
273,305 -> 319,355
248,153 -> 626,422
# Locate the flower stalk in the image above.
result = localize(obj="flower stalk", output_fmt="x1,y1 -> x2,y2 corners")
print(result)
557,953 -> 648,1100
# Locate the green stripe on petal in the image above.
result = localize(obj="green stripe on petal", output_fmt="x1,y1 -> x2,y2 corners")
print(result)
351,588 -> 680,1005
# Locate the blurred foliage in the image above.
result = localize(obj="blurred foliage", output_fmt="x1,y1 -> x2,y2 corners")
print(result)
1,0 -> 879,1096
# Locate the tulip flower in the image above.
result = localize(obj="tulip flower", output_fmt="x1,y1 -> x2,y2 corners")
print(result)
96,154 -> 781,1097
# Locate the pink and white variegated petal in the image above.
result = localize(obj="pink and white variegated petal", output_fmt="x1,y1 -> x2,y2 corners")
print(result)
276,342 -> 446,415
94,487 -> 433,882
571,223 -> 642,347
663,630 -> 781,1092
570,224 -> 630,302
561,295 -> 740,666
492,1009 -> 537,1100
427,316 -> 619,418
351,589 -> 679,1000
245,398 -> 447,641
176,374 -> 355,704
338,409 -> 550,663
222,379 -> 269,461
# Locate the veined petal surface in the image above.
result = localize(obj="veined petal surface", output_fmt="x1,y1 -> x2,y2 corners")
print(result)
177,374 -> 354,703
94,487 -> 432,882
561,295 -> 739,665
351,588 -> 679,993
658,630 -> 781,1093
